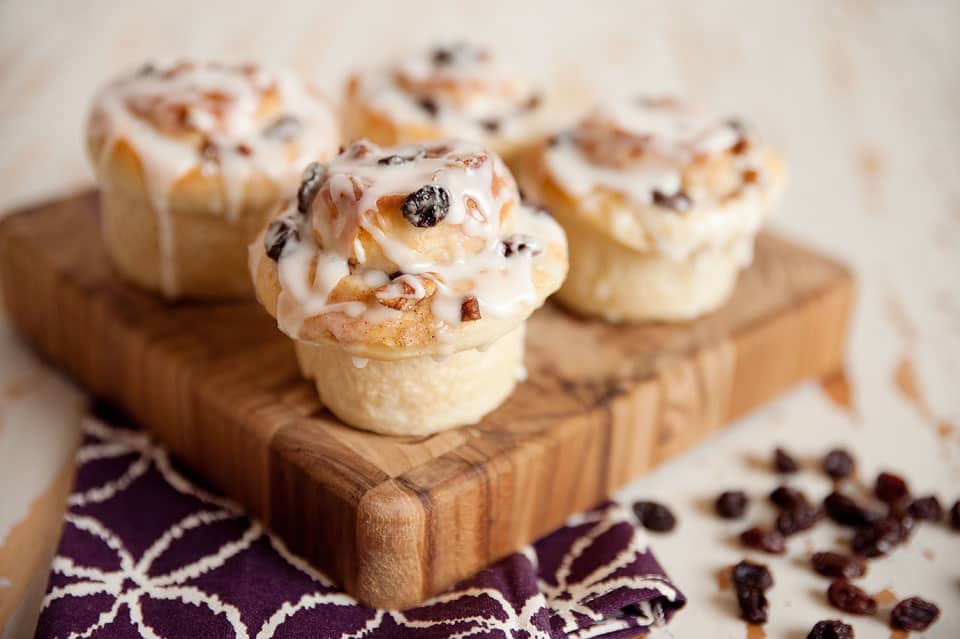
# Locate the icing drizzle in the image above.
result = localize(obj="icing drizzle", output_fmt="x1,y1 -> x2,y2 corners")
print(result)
89,61 -> 339,296
351,43 -> 541,147
266,139 -> 566,355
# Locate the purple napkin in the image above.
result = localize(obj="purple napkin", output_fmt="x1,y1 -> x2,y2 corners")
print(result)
35,416 -> 685,639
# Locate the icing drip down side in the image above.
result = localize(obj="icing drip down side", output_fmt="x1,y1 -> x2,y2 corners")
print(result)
538,96 -> 785,261
258,139 -> 568,359
88,60 -> 339,296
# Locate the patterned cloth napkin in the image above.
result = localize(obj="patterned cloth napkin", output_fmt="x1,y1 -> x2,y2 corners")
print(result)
34,417 -> 685,639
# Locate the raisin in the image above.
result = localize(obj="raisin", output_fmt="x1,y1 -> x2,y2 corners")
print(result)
874,472 -> 909,504
776,504 -> 822,536
479,118 -> 500,133
851,515 -> 912,558
432,47 -> 454,65
907,495 -> 943,522
736,587 -> 768,623
633,501 -> 676,532
264,215 -> 299,261
811,552 -> 867,579
297,162 -> 324,213
262,115 -> 302,140
822,448 -> 855,479
824,491 -> 877,527
235,143 -> 252,156
769,485 -> 809,510
401,185 -> 450,228
460,296 -> 481,322
378,148 -> 426,166
500,234 -> 542,258
732,560 -> 773,591
807,620 -> 854,639
827,579 -> 877,615
137,62 -> 157,76
417,96 -> 439,117
199,136 -> 219,163
651,189 -> 691,212
773,447 -> 800,473
715,491 -> 748,519
740,527 -> 786,554
951,500 -> 960,530
890,597 -> 940,631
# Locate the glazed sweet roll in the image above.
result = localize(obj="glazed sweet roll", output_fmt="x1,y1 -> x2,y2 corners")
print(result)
87,61 -> 340,299
250,139 -> 567,435
342,43 -> 543,165
517,97 -> 785,322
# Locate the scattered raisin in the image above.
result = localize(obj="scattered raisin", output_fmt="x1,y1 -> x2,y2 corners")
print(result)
401,185 -> 450,228
776,503 -> 822,536
264,215 -> 299,261
773,447 -> 800,473
874,472 -> 910,504
651,189 -> 692,212
633,501 -> 676,532
951,500 -> 960,530
769,485 -> 809,510
907,495 -> 943,522
824,491 -> 877,527
822,449 -> 855,479
417,96 -> 439,117
500,234 -> 542,258
807,620 -> 854,639
811,552 -> 867,579
827,579 -> 877,615
890,597 -> 940,631
715,491 -> 749,519
262,114 -> 302,140
297,162 -> 324,213
732,560 -> 773,591
460,296 -> 481,322
740,527 -> 786,554
851,515 -> 912,558
736,587 -> 768,624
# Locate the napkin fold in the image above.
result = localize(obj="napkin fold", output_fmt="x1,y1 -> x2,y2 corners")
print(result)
35,416 -> 684,638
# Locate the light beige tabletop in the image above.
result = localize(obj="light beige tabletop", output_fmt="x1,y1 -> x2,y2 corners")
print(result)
1,1 -> 958,637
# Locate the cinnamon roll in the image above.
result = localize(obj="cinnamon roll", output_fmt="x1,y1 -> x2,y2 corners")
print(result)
517,97 -> 786,322
250,139 -> 567,435
87,61 -> 340,299
342,43 -> 542,165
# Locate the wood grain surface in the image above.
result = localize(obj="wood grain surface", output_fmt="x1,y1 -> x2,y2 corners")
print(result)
0,192 -> 854,608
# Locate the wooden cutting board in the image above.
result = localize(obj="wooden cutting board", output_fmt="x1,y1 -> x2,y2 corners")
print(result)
0,192 -> 853,609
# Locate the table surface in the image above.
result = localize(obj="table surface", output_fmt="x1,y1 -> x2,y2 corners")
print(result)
1,1 -> 958,637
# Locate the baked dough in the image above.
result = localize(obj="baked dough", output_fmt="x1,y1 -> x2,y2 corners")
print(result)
250,139 -> 567,434
87,61 -> 340,299
517,97 -> 785,321
342,43 -> 543,166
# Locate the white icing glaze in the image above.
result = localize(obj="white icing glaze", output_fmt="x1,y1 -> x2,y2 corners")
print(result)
541,97 -> 777,262
89,61 -> 339,296
268,139 -> 566,353
351,43 -> 539,147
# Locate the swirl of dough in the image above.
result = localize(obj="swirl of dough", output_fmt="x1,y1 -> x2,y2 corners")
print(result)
343,43 -> 542,158
251,139 -> 568,360
520,96 -> 786,261
87,60 -> 340,222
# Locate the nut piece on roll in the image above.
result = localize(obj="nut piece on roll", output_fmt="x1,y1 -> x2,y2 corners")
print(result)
342,42 -> 543,168
250,139 -> 568,436
87,60 -> 340,299
517,96 -> 786,322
